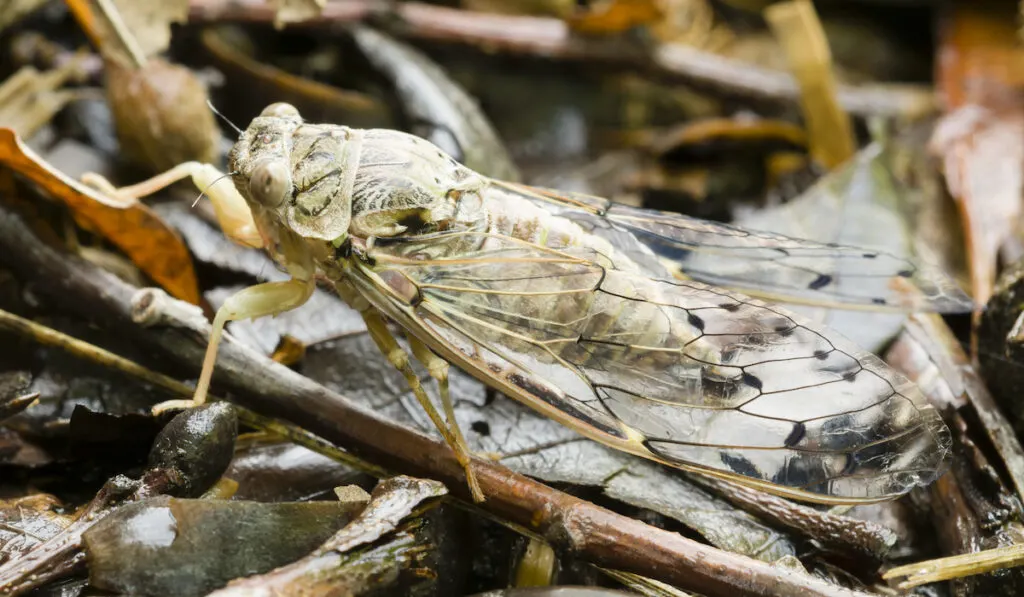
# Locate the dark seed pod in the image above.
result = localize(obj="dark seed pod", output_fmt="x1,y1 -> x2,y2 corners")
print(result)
147,402 -> 238,498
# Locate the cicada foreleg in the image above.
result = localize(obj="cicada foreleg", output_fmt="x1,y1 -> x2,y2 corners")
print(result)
81,163 -> 318,415
361,310 -> 485,503
82,163 -> 263,248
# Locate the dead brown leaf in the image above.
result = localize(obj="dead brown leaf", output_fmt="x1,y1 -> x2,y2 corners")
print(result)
65,0 -> 189,66
270,335 -> 306,366
568,0 -> 663,35
933,0 -> 1024,307
0,128 -> 199,304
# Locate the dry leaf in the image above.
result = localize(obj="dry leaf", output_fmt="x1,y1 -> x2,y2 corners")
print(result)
0,128 -> 200,304
270,335 -> 306,366
65,0 -> 189,66
0,64 -> 86,138
933,2 -> 1024,307
568,0 -> 663,35
105,57 -> 219,173
271,0 -> 327,28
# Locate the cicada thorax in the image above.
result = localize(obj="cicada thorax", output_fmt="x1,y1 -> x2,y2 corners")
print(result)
347,129 -> 487,239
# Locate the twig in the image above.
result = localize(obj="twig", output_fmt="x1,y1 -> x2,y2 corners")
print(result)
0,204 -> 869,597
690,475 -> 896,560
0,306 -> 388,478
186,0 -> 935,119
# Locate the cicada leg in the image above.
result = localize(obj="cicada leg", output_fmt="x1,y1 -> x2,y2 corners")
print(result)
82,164 -> 314,414
153,277 -> 315,414
408,337 -> 472,455
82,163 -> 263,248
361,310 -> 485,503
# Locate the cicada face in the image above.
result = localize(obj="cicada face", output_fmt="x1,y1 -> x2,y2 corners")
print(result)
229,102 -> 362,246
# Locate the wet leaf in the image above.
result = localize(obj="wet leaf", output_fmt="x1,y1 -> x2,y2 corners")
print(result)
0,495 -> 72,565
226,440 -> 367,502
105,57 -> 219,173
0,129 -> 199,303
209,476 -> 445,596
83,495 -> 368,596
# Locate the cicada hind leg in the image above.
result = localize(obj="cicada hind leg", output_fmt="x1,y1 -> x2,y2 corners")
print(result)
361,310 -> 486,503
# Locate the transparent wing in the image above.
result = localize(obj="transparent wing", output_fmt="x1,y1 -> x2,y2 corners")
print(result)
353,231 -> 951,504
491,181 -> 974,313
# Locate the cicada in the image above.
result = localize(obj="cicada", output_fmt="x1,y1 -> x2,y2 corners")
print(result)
92,103 -> 972,504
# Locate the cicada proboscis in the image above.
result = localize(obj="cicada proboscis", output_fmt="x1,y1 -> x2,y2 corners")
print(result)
89,102 -> 973,504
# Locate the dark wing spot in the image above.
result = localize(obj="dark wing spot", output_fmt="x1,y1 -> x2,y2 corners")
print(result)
742,372 -> 763,391
687,312 -> 705,332
863,253 -> 878,259
471,421 -> 491,436
897,269 -> 914,278
774,248 -> 791,256
720,452 -> 761,479
809,274 -> 833,290
813,349 -> 831,360
774,324 -> 795,336
872,297 -> 887,306
842,370 -> 859,382
719,302 -> 741,312
784,422 -> 806,447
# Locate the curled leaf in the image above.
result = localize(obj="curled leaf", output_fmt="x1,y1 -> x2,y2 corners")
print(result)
0,128 -> 199,303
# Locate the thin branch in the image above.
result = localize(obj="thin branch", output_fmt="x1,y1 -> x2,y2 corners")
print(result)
186,0 -> 935,119
0,306 -> 388,478
691,475 -> 896,560
0,204 -> 869,597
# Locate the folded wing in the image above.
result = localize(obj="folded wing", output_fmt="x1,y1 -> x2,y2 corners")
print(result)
493,182 -> 974,313
355,233 -> 951,503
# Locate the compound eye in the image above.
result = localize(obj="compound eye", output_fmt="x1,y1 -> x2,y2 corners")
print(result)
260,102 -> 300,119
248,159 -> 291,208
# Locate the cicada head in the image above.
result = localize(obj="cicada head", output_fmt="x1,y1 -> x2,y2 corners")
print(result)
228,102 -> 353,244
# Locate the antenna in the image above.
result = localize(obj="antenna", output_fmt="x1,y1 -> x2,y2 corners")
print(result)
192,171 -> 239,207
206,100 -> 244,137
